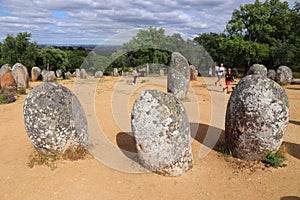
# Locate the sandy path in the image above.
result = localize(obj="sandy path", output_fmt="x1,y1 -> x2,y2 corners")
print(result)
0,76 -> 299,200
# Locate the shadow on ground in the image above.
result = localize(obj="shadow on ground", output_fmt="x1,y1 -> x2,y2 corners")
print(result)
289,120 -> 300,126
280,196 -> 300,200
283,141 -> 300,160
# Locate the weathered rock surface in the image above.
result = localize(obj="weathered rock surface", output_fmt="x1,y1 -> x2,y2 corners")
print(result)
167,52 -> 190,100
131,90 -> 193,176
246,64 -> 267,76
190,65 -> 198,81
12,63 -> 29,89
0,64 -> 11,78
56,69 -> 62,78
267,69 -> 276,80
0,70 -> 17,92
42,70 -> 56,82
275,66 -> 293,85
94,71 -> 103,78
23,82 -> 89,155
113,68 -> 119,76
31,67 -> 42,81
75,69 -> 80,78
225,75 -> 289,160
80,69 -> 88,79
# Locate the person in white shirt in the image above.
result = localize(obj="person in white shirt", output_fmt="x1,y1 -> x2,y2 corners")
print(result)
215,63 -> 225,86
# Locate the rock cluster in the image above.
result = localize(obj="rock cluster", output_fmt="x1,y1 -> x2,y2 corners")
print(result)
225,75 -> 289,160
131,90 -> 193,176
23,82 -> 89,155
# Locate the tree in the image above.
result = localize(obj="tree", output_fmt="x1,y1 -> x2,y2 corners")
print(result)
40,46 -> 68,72
1,32 -> 38,70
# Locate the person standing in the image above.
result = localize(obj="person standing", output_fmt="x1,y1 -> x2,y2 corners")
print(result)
132,67 -> 138,85
223,68 -> 234,93
215,63 -> 225,86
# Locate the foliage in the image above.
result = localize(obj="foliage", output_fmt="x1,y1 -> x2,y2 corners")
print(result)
262,152 -> 287,168
39,46 -> 68,72
17,87 -> 26,95
0,90 -> 16,104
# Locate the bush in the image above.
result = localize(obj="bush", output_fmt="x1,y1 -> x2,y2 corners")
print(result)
262,152 -> 287,168
17,87 -> 26,95
0,90 -> 16,104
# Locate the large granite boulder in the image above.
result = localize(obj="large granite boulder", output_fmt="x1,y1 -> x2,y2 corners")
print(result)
56,69 -> 62,78
131,90 -> 193,176
94,71 -> 103,78
246,64 -> 267,76
275,66 -> 293,85
31,67 -> 42,81
42,70 -> 56,82
0,70 -> 17,92
0,64 -> 11,78
12,63 -> 29,89
23,82 -> 89,155
167,52 -> 190,100
267,69 -> 276,80
225,75 -> 289,160
80,69 -> 88,79
75,69 -> 80,78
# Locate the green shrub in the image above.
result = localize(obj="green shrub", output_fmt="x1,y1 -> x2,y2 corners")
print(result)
17,87 -> 26,95
293,72 -> 300,79
262,152 -> 287,168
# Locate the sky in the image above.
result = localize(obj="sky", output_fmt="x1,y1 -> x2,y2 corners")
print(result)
0,0 -> 297,45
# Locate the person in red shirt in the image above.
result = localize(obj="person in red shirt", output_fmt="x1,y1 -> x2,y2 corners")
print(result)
223,68 -> 234,94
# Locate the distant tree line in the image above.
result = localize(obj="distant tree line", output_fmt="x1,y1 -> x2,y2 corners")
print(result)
194,0 -> 300,73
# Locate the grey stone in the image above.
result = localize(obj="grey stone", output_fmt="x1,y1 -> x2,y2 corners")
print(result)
113,68 -> 119,76
64,72 -> 72,79
275,66 -> 293,85
42,70 -> 56,82
131,90 -> 193,176
267,69 -> 276,80
23,82 -> 89,155
94,71 -> 103,78
246,64 -> 267,76
225,75 -> 289,160
12,63 -> 29,89
31,67 -> 42,81
291,79 -> 300,85
75,69 -> 80,78
56,69 -> 62,78
167,52 -> 190,100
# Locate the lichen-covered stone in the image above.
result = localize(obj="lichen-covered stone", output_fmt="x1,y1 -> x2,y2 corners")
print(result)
75,69 -> 80,78
31,67 -> 42,81
275,66 -> 293,85
225,75 -> 289,160
23,82 -> 89,155
0,70 -> 17,92
267,69 -> 276,80
12,63 -> 29,89
131,90 -> 193,176
167,52 -> 190,100
95,71 -> 103,78
246,64 -> 267,76
42,70 -> 56,82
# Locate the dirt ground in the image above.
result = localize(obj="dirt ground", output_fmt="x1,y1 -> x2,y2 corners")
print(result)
0,75 -> 299,200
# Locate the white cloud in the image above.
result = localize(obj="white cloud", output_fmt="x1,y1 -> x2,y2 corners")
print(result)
0,0 -> 297,44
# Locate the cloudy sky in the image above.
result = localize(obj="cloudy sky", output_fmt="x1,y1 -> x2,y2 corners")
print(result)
0,0 -> 296,45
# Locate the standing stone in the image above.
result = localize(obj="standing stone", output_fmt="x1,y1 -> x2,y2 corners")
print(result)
0,70 -> 17,92
131,90 -> 193,176
12,63 -> 29,89
56,69 -> 62,78
64,72 -> 72,79
225,75 -> 289,160
113,68 -> 119,76
246,64 -> 267,76
42,70 -> 56,82
267,69 -> 276,80
80,69 -> 88,79
167,52 -> 190,100
275,66 -> 293,85
23,82 -> 89,155
31,67 -> 42,81
190,65 -> 198,81
94,71 -> 103,78
160,69 -> 164,76
0,64 -> 11,79
75,69 -> 81,78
